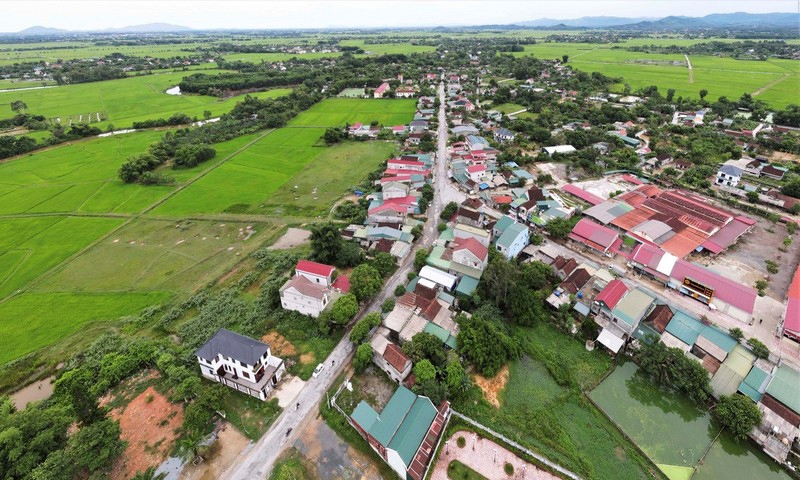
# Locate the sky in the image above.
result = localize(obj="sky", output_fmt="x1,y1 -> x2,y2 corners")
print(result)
3,0 -> 797,31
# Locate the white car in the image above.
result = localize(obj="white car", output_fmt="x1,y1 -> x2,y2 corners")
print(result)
313,363 -> 325,378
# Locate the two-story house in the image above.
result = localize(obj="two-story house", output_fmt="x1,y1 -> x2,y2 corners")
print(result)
195,329 -> 285,401
494,222 -> 529,260
295,259 -> 335,287
280,274 -> 332,318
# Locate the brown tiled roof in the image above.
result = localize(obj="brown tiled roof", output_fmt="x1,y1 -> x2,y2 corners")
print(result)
457,207 -> 481,221
644,304 -> 673,333
415,283 -> 438,301
373,238 -> 394,253
421,300 -> 442,321
461,198 -> 483,210
383,343 -> 410,372
561,258 -> 578,276
528,187 -> 546,202
552,255 -> 567,270
560,268 -> 591,294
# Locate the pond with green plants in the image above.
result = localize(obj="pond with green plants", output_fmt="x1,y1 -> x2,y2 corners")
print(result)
590,361 -> 791,480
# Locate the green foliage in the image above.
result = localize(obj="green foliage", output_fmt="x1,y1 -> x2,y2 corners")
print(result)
447,460 -> 489,480
504,462 -> 514,475
369,252 -> 396,277
67,419 -> 125,474
349,264 -> 382,301
414,248 -> 429,271
394,284 -> 407,296
728,327 -> 744,342
746,338 -> 769,359
446,355 -> 469,396
754,279 -> 768,296
437,222 -> 448,233
0,398 -> 73,478
402,332 -> 447,369
414,378 -> 449,405
173,144 -> 216,168
324,127 -> 347,145
336,241 -> 366,268
715,394 -> 762,441
118,152 -> 161,183
310,223 -> 342,265
354,343 -> 373,372
636,339 -> 711,403
331,294 -> 359,325
457,309 -> 519,377
456,436 -> 466,448
381,299 -> 395,313
349,312 -> 381,344
414,359 -> 437,383
787,221 -> 798,235
765,260 -> 779,274
440,201 -> 459,221
544,217 -> 574,239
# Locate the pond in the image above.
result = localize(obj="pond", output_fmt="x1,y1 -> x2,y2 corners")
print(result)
10,375 -> 55,409
590,362 -> 791,480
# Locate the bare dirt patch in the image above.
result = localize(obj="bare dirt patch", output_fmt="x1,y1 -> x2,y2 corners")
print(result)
299,353 -> 315,365
109,386 -> 184,480
261,331 -> 298,357
180,423 -> 250,480
269,228 -> 311,250
472,365 -> 510,408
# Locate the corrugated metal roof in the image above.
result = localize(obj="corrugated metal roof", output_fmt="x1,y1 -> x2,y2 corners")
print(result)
766,364 -> 800,415
612,288 -> 655,326
665,310 -> 704,345
739,366 -> 768,402
561,184 -> 604,206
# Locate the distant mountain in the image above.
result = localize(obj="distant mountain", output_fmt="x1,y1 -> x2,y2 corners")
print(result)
516,16 -> 658,28
619,12 -> 798,30
16,25 -> 69,35
103,23 -> 193,33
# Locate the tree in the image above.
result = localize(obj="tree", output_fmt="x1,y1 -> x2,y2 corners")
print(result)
699,89 -> 709,100
330,294 -> 359,325
746,191 -> 759,203
324,127 -> 346,145
413,359 -> 437,383
666,88 -> 676,102
350,312 -> 381,344
336,241 -> 364,268
445,355 -> 468,396
309,223 -> 342,264
203,110 -> 212,120
544,217 -> 573,239
54,368 -> 102,424
562,55 -> 569,63
414,249 -> 429,271
349,264 -> 382,301
381,299 -> 395,313
457,312 -> 519,377
370,252 -> 396,277
746,338 -> 769,359
10,100 -> 27,114
715,394 -> 762,441
68,419 -> 124,473
354,343 -> 373,372
636,339 -> 711,402
402,332 -> 447,368
440,201 -> 459,221
414,379 -> 449,405
728,327 -> 744,342
781,179 -> 800,199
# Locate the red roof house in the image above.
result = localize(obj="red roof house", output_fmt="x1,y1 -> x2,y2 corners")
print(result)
595,279 -> 629,310
295,260 -> 336,287
568,219 -> 620,254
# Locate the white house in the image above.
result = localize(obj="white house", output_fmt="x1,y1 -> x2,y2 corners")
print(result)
453,223 -> 491,247
383,181 -> 411,200
295,259 -> 335,287
494,222 -> 529,260
716,163 -> 743,188
493,127 -> 515,143
280,275 -> 331,317
395,87 -> 416,98
195,329 -> 286,401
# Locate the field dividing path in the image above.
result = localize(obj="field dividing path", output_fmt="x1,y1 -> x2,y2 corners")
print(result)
141,128 -> 275,215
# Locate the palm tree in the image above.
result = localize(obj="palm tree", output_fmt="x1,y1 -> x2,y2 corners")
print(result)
131,466 -> 167,480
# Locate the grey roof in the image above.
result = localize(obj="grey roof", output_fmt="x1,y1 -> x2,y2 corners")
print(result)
495,128 -> 514,137
195,328 -> 269,366
718,164 -> 743,177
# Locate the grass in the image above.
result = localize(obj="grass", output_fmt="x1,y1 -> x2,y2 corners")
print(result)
154,98 -> 414,216
513,40 -> 799,108
223,394 -> 281,441
37,219 -> 274,293
0,216 -> 124,298
0,70 -> 291,129
0,291 -> 172,364
453,322 -> 660,480
447,460 -> 489,480
491,103 -> 527,114
269,448 -> 317,480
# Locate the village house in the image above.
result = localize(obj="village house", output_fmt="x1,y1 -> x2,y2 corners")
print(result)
369,332 -> 413,383
542,145 -> 577,157
493,217 -> 529,260
350,386 -> 450,480
374,82 -> 390,98
454,222 -> 491,247
493,127 -> 515,143
395,86 -> 416,98
195,329 -> 286,401
279,275 -> 332,318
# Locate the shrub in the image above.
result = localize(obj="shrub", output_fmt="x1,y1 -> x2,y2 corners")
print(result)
354,343 -> 373,372
504,462 -> 514,476
394,285 -> 406,297
746,338 -> 769,359
457,436 -> 466,448
381,299 -> 395,313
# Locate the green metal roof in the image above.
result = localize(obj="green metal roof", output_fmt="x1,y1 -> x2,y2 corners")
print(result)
426,246 -> 451,270
496,222 -> 527,250
698,326 -> 738,353
611,289 -> 655,326
739,366 -> 768,402
711,345 -> 755,398
437,291 -> 455,305
439,227 -> 455,242
664,310 -> 704,345
351,386 -> 438,467
424,322 -> 458,350
387,396 -> 438,465
766,364 -> 800,415
405,277 -> 419,293
494,216 -> 515,235
455,275 -> 480,296
632,322 -> 660,342
450,262 -> 483,280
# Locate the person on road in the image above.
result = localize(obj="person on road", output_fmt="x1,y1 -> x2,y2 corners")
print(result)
296,402 -> 300,411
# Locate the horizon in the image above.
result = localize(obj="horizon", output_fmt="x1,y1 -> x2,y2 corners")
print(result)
4,1 -> 797,32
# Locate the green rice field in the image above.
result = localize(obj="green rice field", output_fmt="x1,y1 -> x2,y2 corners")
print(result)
0,70 -> 292,128
0,97 -> 413,364
514,41 -> 800,108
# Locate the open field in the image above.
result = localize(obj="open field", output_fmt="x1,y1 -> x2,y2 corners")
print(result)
153,98 -> 414,216
0,291 -> 172,364
339,40 -> 437,56
287,98 -> 416,127
0,216 -> 124,298
491,102 -> 527,114
0,70 -> 292,128
513,41 -> 800,108
0,42 -> 211,66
